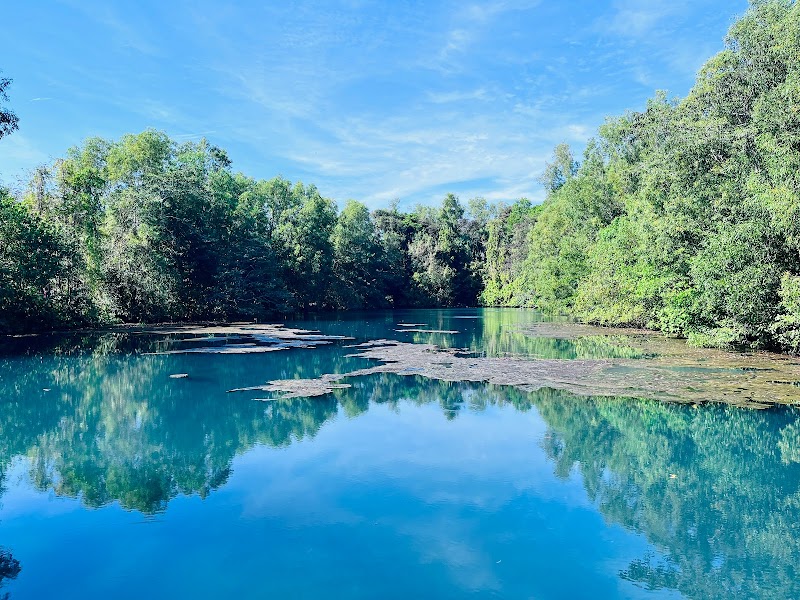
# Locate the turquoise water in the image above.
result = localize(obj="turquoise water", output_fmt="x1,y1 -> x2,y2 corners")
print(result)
1,309 -> 799,599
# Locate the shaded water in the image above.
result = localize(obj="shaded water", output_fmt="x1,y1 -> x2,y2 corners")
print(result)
1,309 -> 799,599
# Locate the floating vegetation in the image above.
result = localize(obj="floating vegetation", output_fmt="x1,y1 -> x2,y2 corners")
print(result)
521,322 -> 653,341
232,375 -> 352,398
139,324 -> 353,355
394,329 -> 460,334
229,333 -> 800,407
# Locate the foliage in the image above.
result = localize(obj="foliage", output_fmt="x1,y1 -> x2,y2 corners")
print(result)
481,198 -> 539,306
1,131 -> 491,331
331,200 -> 386,309
0,189 -> 82,332
0,73 -> 18,141
486,0 -> 800,352
3,0 -> 800,350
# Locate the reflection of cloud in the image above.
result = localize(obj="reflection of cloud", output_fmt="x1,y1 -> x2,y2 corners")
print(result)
397,517 -> 502,592
0,458 -> 81,519
220,395 -> 639,595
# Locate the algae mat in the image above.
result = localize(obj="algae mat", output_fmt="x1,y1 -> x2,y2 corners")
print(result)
230,325 -> 800,408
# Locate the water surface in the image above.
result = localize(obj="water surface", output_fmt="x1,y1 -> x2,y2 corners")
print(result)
1,309 -> 799,599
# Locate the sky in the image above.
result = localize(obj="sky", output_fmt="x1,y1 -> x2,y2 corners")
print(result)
0,0 -> 749,209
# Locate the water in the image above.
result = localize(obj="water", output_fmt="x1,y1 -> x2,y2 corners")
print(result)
1,309 -> 799,599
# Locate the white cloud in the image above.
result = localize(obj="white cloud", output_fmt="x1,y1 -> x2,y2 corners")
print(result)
0,134 -> 49,186
605,0 -> 687,38
427,88 -> 490,104
1,0 -> 742,210
59,0 -> 161,55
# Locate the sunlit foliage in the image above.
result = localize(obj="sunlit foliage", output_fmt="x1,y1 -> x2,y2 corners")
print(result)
488,0 -> 800,351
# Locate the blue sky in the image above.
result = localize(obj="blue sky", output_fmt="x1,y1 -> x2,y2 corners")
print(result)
0,0 -> 748,208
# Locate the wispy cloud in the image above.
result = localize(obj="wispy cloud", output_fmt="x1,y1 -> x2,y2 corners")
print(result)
0,134 -> 50,188
173,130 -> 218,140
603,0 -> 687,37
0,0 -> 747,207
58,0 -> 161,55
423,0 -> 542,73
427,88 -> 490,104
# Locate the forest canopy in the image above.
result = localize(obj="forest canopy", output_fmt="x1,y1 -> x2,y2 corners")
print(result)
483,0 -> 800,352
2,0 -> 800,353
0,129 -> 487,332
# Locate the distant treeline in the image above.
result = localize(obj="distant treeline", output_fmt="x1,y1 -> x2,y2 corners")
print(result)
3,0 -> 800,352
0,130 -> 488,332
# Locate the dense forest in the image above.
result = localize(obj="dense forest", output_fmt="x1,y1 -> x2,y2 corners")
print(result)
0,129 -> 488,331
2,0 -> 800,352
484,0 -> 800,351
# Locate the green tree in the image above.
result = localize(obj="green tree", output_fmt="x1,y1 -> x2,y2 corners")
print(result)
277,184 -> 337,310
407,194 -> 481,306
0,73 -> 18,141
537,143 -> 578,192
0,189 -> 71,332
331,200 -> 385,309
491,1 -> 800,351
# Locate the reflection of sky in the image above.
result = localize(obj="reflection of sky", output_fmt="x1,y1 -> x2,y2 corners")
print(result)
286,307 -> 610,359
0,400 -> 680,599
4,308 -> 800,598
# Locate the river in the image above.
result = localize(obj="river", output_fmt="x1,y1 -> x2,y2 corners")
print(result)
0,308 -> 798,599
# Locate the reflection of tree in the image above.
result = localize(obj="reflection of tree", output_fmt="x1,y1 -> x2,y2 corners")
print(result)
3,328 -> 800,599
0,335 -> 340,514
340,376 -> 800,599
0,547 -> 20,599
478,309 -> 647,359
618,554 -> 678,591
535,391 -> 800,599
338,371 -> 543,428
1,340 -> 526,516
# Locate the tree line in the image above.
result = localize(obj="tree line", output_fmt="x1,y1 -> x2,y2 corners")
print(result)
3,0 -> 800,352
484,0 -> 800,352
0,128 -> 489,332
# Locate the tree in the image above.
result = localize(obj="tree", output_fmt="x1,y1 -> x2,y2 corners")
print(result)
488,0 -> 800,351
331,200 -> 385,309
482,198 -> 538,306
0,73 -> 18,141
4,127 -> 499,331
277,184 -> 337,310
0,188 -> 72,332
537,143 -> 578,192
406,194 -> 483,307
